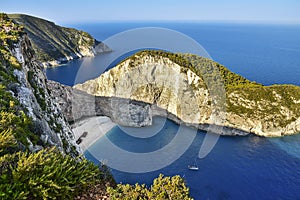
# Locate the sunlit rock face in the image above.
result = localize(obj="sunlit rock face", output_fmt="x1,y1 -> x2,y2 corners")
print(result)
74,55 -> 212,125
73,52 -> 300,137
11,35 -> 81,156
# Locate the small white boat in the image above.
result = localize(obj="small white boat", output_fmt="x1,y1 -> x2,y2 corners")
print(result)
188,158 -> 199,171
188,165 -> 199,171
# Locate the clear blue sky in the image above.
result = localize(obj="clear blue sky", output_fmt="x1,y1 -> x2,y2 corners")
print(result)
1,0 -> 300,24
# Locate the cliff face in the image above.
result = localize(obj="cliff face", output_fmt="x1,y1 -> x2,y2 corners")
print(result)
74,51 -> 300,137
13,35 -> 80,154
74,54 -> 212,124
1,14 -> 80,155
47,81 -> 152,127
225,85 -> 300,136
8,14 -> 111,67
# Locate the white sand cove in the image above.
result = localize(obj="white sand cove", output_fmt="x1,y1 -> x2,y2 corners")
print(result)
72,116 -> 116,151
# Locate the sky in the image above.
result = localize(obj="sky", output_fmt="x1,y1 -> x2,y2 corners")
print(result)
1,0 -> 300,24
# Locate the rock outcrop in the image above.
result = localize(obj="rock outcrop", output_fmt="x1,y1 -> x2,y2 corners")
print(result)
74,51 -> 300,137
47,81 -> 152,127
8,14 -> 111,68
1,13 -> 80,155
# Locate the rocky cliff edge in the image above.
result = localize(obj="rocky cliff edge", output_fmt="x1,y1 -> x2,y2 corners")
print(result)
74,51 -> 300,137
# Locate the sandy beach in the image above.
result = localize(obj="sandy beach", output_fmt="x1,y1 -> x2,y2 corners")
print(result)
72,116 -> 116,151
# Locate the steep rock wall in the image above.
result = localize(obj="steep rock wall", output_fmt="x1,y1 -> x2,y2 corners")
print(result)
74,53 -> 300,137
11,35 -> 80,155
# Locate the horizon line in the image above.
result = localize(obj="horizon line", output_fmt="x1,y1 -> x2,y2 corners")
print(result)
62,19 -> 300,26
4,12 -> 300,26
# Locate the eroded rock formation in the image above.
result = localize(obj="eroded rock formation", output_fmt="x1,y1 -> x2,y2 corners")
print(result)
73,51 -> 300,137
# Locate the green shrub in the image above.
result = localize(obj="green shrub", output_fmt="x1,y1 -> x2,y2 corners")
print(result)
107,174 -> 192,200
0,129 -> 17,155
0,84 -> 41,146
0,147 -> 103,200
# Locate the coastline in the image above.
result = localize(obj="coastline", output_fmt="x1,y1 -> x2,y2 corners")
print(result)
42,49 -> 113,68
72,116 -> 116,151
41,54 -> 94,68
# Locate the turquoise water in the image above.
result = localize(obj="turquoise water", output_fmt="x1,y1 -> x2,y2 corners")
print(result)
84,117 -> 300,200
46,23 -> 300,199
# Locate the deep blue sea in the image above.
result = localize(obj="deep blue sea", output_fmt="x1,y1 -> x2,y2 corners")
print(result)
46,22 -> 300,200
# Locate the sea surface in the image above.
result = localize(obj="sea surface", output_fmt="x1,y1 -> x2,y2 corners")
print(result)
46,22 -> 300,200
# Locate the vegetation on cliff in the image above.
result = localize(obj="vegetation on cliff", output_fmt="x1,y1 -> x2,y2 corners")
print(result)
127,50 -> 261,90
226,84 -> 300,127
0,13 -> 38,146
7,14 -> 108,66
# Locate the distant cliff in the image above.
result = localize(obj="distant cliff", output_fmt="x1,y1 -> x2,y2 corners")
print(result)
8,14 -> 111,67
74,50 -> 300,137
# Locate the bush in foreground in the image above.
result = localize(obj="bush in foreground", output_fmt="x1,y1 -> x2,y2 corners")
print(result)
0,142 -> 102,199
107,174 -> 193,200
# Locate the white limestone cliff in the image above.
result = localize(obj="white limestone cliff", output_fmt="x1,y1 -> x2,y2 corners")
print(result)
74,53 -> 300,137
